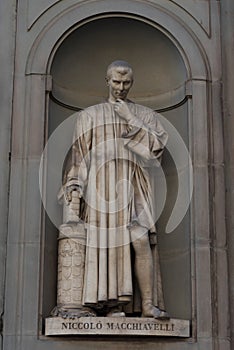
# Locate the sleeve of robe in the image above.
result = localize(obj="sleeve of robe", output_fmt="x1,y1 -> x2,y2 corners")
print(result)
122,109 -> 168,167
63,110 -> 92,198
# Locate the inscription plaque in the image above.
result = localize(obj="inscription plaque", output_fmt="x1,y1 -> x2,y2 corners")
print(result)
45,317 -> 190,337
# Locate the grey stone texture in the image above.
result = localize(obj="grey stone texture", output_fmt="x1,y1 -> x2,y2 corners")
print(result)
0,0 -> 233,349
0,0 -> 17,348
221,0 -> 234,349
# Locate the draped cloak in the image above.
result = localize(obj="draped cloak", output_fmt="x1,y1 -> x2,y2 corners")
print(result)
64,101 -> 168,311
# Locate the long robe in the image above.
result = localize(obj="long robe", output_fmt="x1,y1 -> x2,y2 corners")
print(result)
64,101 -> 168,310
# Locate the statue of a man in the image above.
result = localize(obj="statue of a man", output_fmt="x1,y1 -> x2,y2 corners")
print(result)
60,60 -> 169,319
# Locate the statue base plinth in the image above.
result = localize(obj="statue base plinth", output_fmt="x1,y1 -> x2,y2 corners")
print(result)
45,316 -> 190,337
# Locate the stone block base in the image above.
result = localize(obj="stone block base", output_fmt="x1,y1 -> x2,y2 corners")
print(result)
45,316 -> 190,337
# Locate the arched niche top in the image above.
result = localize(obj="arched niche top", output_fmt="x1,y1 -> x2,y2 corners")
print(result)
50,17 -> 187,110
25,0 -> 210,81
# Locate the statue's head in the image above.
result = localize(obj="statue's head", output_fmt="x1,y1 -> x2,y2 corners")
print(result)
106,60 -> 133,80
106,60 -> 134,102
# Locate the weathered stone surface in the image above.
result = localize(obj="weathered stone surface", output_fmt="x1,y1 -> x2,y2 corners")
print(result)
0,1 -> 16,349
1,0 -> 230,349
45,317 -> 190,337
221,0 -> 234,348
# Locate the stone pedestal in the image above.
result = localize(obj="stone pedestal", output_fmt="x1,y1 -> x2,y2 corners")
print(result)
56,223 -> 86,314
45,316 -> 190,337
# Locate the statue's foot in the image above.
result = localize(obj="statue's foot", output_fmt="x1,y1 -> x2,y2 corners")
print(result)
106,306 -> 126,317
79,307 -> 97,317
142,303 -> 170,320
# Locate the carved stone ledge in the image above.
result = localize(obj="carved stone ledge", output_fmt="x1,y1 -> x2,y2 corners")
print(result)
45,316 -> 190,337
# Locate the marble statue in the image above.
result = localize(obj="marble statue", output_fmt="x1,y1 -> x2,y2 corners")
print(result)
54,60 -> 169,320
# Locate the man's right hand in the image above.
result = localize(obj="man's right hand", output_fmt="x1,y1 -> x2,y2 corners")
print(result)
63,187 -> 81,224
65,184 -> 80,202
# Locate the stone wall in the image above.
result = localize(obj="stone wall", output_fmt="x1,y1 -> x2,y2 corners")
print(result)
0,1 -> 232,349
0,0 -> 17,348
221,0 -> 234,348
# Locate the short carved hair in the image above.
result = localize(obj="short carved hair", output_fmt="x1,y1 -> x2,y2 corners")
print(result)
106,60 -> 133,80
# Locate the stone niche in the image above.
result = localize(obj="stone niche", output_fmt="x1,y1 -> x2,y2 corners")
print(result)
42,15 -> 191,333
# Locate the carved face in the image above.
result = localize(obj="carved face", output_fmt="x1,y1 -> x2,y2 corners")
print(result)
106,68 -> 133,102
